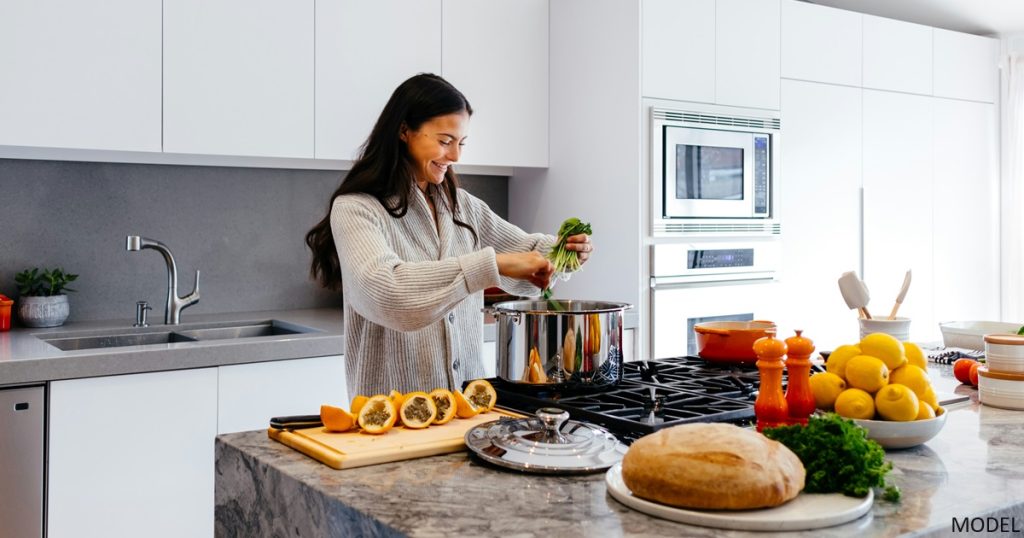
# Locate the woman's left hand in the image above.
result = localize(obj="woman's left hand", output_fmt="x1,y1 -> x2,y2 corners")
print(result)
564,234 -> 593,265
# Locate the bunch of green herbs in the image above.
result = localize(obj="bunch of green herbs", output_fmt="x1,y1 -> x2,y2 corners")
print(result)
542,217 -> 592,301
763,413 -> 901,502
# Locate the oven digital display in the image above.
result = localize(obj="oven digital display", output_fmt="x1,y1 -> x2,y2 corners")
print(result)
687,248 -> 755,269
675,144 -> 744,201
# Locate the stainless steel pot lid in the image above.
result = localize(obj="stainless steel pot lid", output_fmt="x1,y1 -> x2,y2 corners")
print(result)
491,300 -> 633,314
465,408 -> 627,474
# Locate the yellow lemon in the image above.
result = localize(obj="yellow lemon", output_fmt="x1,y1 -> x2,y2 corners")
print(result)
920,386 -> 939,410
875,384 -> 920,422
860,333 -> 907,370
889,364 -> 931,399
809,372 -> 847,410
835,388 -> 876,420
825,344 -> 862,380
916,400 -> 936,420
903,342 -> 927,370
844,355 -> 890,393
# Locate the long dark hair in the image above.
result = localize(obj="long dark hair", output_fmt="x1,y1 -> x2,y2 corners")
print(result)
306,73 -> 476,290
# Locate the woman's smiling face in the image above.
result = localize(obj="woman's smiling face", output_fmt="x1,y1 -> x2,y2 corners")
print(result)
401,111 -> 469,190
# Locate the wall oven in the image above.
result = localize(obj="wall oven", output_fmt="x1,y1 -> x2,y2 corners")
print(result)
652,107 -> 781,235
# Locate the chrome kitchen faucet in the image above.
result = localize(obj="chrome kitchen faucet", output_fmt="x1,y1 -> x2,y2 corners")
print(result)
126,235 -> 200,324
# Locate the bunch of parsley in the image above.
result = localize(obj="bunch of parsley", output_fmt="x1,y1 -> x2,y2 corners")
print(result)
763,413 -> 901,502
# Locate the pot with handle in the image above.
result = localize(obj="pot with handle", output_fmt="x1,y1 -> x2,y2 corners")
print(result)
693,320 -> 777,364
490,300 -> 633,390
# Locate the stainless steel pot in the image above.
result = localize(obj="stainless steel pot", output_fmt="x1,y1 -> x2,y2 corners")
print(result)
491,300 -> 633,390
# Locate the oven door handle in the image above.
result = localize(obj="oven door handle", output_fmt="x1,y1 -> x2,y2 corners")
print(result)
650,274 -> 776,289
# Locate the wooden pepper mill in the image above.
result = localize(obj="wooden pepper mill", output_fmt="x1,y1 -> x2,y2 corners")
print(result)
784,330 -> 817,425
753,332 -> 788,432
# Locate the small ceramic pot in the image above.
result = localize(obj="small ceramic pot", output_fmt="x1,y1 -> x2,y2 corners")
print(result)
18,295 -> 70,328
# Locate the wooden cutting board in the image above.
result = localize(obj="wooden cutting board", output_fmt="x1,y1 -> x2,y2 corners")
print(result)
268,408 -> 522,470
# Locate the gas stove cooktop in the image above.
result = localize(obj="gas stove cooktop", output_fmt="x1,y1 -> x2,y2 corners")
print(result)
487,356 -> 822,444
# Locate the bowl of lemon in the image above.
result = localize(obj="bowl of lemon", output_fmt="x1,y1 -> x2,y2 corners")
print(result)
810,333 -> 947,449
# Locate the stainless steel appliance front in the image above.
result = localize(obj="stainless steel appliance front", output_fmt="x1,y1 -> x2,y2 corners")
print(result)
0,385 -> 45,538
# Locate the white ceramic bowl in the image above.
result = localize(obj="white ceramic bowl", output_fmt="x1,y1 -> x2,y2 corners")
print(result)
852,411 -> 947,449
978,367 -> 1024,410
939,321 -> 1021,351
984,334 -> 1024,374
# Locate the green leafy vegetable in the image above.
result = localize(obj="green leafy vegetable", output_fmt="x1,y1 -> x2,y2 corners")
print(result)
542,217 -> 592,300
763,413 -> 900,501
1017,325 -> 1024,336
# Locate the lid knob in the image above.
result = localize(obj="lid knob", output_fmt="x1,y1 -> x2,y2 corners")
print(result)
535,407 -> 572,444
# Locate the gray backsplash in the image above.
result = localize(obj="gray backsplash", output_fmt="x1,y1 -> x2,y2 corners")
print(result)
0,158 -> 508,325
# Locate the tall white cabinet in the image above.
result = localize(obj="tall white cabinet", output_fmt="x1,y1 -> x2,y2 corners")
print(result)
778,80 -> 862,347
0,0 -> 162,151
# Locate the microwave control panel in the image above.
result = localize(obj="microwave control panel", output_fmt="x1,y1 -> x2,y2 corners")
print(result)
753,135 -> 769,216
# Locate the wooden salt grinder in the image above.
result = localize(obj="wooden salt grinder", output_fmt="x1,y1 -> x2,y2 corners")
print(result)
784,330 -> 817,425
753,332 -> 788,432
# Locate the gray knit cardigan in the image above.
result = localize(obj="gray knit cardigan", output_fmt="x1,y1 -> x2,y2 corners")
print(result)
331,186 -> 555,397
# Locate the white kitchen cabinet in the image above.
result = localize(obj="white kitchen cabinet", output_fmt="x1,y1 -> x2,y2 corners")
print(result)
442,0 -> 548,167
781,0 -> 861,87
0,0 -> 161,151
863,90 -> 935,341
778,80 -> 863,348
932,98 -> 999,323
641,0 -> 716,104
623,328 -> 636,363
716,0 -> 781,110
163,0 -> 314,158
862,15 -> 932,96
48,368 -> 218,538
218,355 -> 347,434
315,0 -> 441,161
933,29 -> 998,103
481,339 -> 497,379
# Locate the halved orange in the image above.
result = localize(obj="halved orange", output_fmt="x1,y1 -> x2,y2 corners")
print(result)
463,379 -> 497,412
350,394 -> 369,415
320,404 -> 357,432
356,395 -> 397,434
429,388 -> 457,425
453,389 -> 481,418
399,391 -> 437,429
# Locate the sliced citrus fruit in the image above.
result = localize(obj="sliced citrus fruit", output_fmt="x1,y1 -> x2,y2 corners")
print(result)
399,391 -> 437,429
389,390 -> 405,424
453,389 -> 481,418
320,404 -> 357,432
429,388 -> 457,425
357,395 -> 397,434
350,394 -> 369,415
463,379 -> 497,412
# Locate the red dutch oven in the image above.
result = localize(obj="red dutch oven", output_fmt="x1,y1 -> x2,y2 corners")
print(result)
693,320 -> 777,364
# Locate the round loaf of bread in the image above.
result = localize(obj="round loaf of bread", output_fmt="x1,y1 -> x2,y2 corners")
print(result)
621,423 -> 805,510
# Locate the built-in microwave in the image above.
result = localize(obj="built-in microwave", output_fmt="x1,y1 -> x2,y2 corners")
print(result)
652,107 -> 780,233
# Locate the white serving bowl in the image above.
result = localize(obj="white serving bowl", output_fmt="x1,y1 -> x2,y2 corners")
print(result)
984,334 -> 1024,374
938,321 -> 1021,351
852,410 -> 947,449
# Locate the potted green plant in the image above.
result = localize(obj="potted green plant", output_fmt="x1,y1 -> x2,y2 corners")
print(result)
15,267 -> 78,328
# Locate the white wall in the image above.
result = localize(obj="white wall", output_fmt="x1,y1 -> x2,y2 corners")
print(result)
509,0 -> 642,308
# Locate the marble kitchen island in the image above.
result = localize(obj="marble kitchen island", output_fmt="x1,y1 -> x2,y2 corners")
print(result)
215,366 -> 1024,537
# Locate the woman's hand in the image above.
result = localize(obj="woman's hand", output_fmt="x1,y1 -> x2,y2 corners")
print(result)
496,252 -> 555,290
563,233 -> 593,266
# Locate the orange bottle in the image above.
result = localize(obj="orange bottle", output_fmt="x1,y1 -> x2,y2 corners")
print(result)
753,332 -> 788,432
784,330 -> 816,425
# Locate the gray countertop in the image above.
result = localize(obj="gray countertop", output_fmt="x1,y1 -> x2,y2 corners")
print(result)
214,364 -> 1024,537
0,308 -> 347,385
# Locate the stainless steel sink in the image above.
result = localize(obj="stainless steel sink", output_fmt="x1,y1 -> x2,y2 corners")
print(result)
41,331 -> 198,351
175,321 -> 309,341
38,320 -> 318,351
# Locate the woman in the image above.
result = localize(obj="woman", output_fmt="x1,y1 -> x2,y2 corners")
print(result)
306,73 -> 592,397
